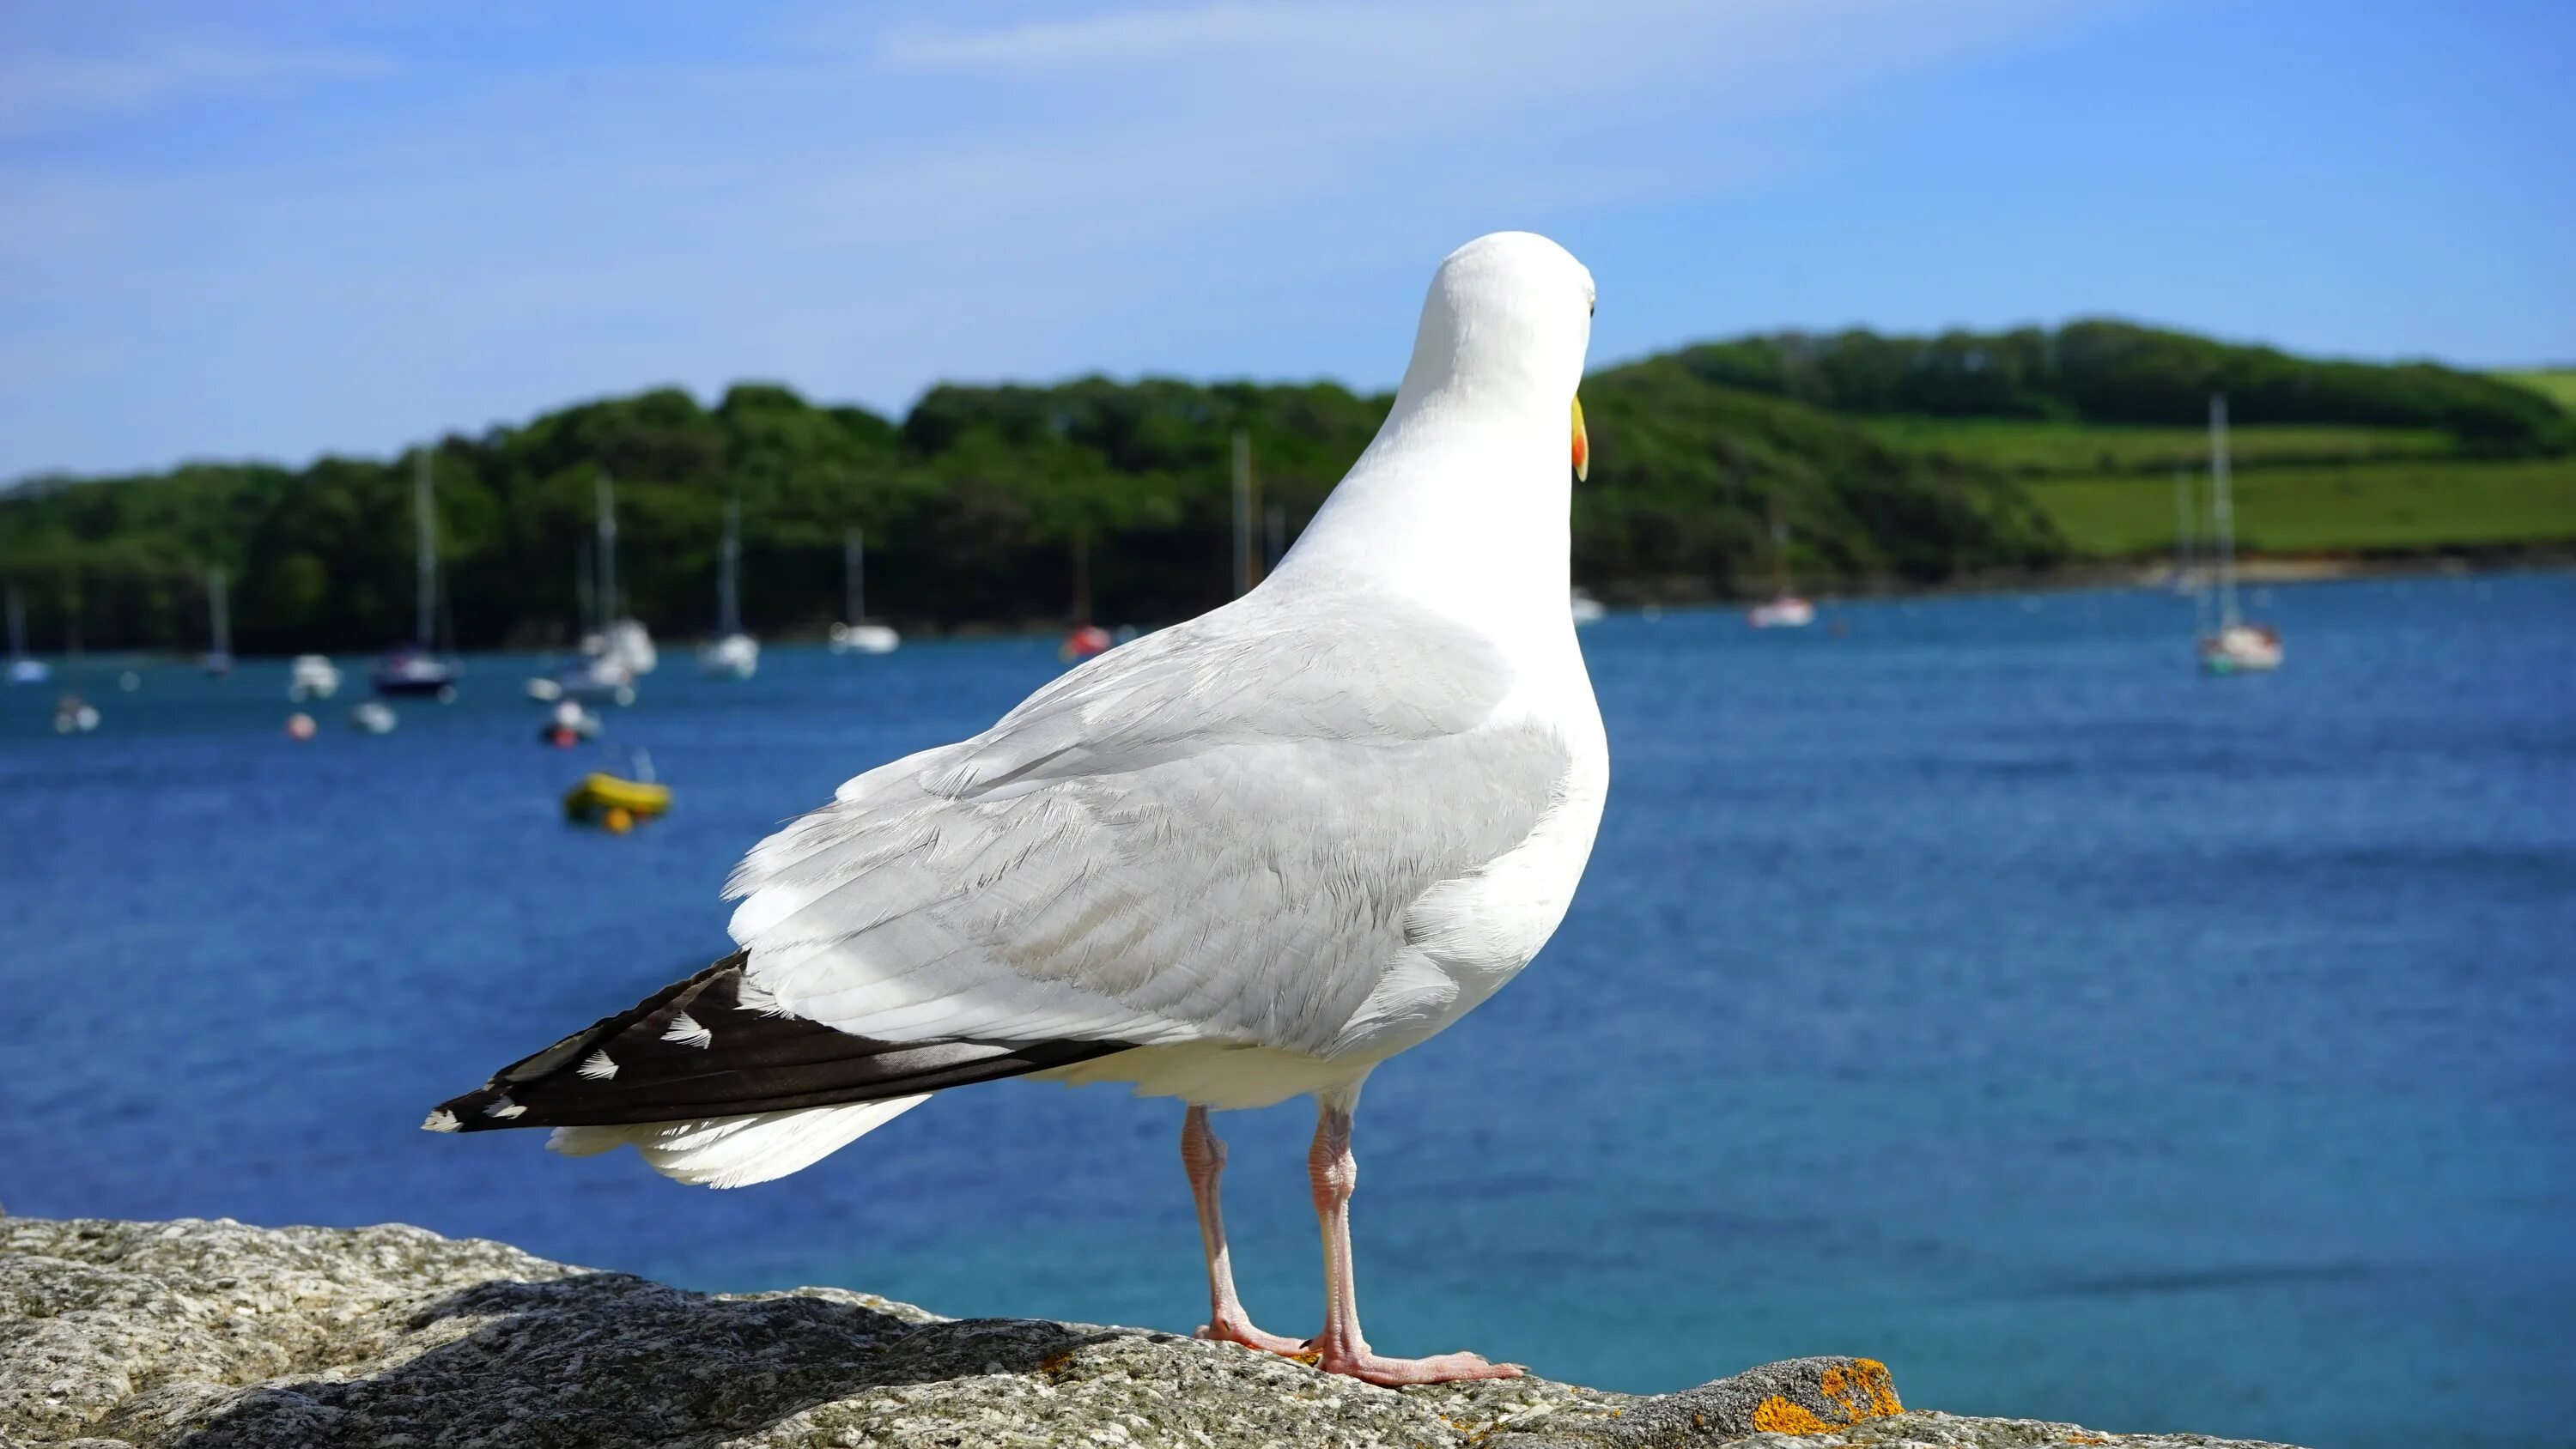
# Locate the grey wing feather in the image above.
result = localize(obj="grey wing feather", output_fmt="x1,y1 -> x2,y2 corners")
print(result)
726,591 -> 1571,1057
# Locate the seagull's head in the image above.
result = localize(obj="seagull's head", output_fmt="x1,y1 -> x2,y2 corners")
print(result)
1405,231 -> 1596,482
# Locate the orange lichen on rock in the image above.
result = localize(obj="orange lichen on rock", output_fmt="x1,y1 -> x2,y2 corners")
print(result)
1812,1360 -> 1905,1422
1752,1396 -> 1836,1434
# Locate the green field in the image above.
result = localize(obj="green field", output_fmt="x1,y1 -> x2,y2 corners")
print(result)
2026,457 -> 2576,555
2499,368 -> 2576,411
1859,416 -> 2457,476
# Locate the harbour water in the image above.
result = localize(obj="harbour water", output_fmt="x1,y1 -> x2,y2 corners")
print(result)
3,573 -> 2569,1449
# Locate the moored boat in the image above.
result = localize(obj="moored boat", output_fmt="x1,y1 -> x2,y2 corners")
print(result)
373,647 -> 459,700
698,497 -> 759,680
53,693 -> 100,734
1060,623 -> 1113,662
4,584 -> 44,684
2192,396 -> 2283,676
1747,503 -> 1815,629
541,700 -> 603,747
564,751 -> 670,832
374,449 -> 461,700
1747,595 -> 1816,629
289,654 -> 342,700
829,527 -> 901,654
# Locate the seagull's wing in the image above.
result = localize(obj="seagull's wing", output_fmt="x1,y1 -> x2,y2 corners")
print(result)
726,591 -> 1576,1059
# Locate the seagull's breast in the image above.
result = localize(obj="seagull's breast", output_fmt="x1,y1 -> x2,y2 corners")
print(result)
1326,633 -> 1608,1058
1406,695 -> 1607,1003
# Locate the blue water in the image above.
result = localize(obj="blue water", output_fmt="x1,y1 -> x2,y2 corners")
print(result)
4,574 -> 2571,1449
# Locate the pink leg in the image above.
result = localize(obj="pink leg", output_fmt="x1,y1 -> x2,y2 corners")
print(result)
1182,1106 -> 1307,1356
1304,1100 -> 1524,1385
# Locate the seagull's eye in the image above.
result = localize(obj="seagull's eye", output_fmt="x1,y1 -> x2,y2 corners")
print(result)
1588,298 -> 1596,318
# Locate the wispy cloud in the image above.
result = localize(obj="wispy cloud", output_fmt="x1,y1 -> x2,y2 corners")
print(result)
877,1 -> 1297,71
0,0 -> 2148,476
0,39 -> 388,136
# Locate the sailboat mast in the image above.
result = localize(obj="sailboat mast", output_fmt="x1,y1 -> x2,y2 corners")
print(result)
717,496 -> 741,636
1769,500 -> 1791,597
844,527 -> 864,623
596,472 -> 619,624
2172,467 -> 2195,585
2208,394 -> 2239,631
2177,467 -> 2211,637
1230,429 -> 1255,597
414,449 -> 437,650
209,567 -> 231,658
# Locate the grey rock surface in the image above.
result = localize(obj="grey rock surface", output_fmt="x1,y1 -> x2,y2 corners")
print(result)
0,1217 -> 2306,1448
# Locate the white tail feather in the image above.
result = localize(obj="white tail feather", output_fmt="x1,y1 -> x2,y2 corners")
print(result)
544,1094 -> 930,1188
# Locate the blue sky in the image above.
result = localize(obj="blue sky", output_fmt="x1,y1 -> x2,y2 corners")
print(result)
2,0 -> 2567,479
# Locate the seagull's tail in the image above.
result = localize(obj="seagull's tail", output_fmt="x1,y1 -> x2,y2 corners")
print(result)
422,950 -> 1130,1188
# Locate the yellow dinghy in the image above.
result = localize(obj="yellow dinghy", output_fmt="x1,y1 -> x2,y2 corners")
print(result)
563,771 -> 671,832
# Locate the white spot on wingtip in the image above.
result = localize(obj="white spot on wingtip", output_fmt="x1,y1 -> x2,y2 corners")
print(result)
734,978 -> 789,1016
422,1109 -> 461,1133
485,1098 -> 526,1119
577,1050 -> 619,1080
662,1010 -> 714,1048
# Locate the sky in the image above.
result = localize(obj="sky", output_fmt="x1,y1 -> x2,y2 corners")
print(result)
1,0 -> 2568,480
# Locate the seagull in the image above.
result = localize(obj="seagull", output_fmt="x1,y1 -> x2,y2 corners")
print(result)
428,231 -> 1607,1386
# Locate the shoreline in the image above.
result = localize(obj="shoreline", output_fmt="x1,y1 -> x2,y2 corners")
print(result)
19,548 -> 2569,666
1592,543 -> 2576,613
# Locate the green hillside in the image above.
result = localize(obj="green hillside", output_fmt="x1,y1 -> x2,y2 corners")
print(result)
1,320 -> 2567,652
1855,413 -> 2575,559
2025,457 -> 2576,556
2500,368 -> 2576,412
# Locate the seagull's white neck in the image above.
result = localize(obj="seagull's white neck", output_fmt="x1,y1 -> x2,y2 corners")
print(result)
1267,373 -> 1572,635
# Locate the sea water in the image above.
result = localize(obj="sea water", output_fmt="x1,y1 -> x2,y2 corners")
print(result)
3,573 -> 2569,1449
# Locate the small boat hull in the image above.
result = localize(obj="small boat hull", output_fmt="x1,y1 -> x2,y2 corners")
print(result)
374,649 -> 459,700
1748,596 -> 1817,629
1060,624 -> 1114,662
699,633 -> 760,680
564,772 -> 671,828
2198,625 -> 2284,675
289,655 -> 342,700
830,621 -> 900,654
374,676 -> 458,700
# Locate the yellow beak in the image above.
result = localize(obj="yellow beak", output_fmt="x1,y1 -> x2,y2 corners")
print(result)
1571,396 -> 1589,482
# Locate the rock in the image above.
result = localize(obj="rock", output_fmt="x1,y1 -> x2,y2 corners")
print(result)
0,1217 -> 2306,1448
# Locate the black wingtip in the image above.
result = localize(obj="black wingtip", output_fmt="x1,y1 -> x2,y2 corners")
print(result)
424,949 -> 1134,1133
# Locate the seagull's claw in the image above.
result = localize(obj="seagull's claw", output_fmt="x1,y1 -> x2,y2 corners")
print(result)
1194,1319 -> 1311,1358
1312,1346 -> 1526,1386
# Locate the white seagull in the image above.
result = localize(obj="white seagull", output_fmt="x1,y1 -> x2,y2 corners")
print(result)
429,231 -> 1607,1385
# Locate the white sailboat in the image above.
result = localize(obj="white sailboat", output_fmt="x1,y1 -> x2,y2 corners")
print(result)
289,654 -> 341,700
2195,395 -> 2283,675
1747,501 -> 1815,628
592,471 -> 657,677
371,448 -> 460,700
537,471 -> 646,702
698,494 -> 759,679
6,583 -> 46,684
52,600 -> 97,733
829,526 -> 900,654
